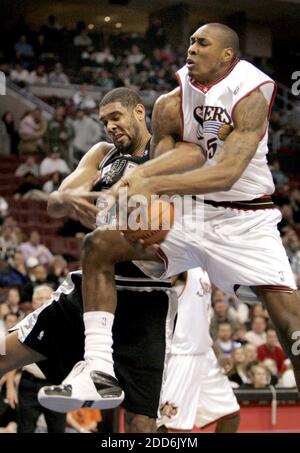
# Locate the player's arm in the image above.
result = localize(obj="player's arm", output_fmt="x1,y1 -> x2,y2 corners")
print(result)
141,89 -> 206,176
47,142 -> 111,227
148,90 -> 268,195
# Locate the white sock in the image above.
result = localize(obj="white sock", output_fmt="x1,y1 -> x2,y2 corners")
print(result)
84,311 -> 116,378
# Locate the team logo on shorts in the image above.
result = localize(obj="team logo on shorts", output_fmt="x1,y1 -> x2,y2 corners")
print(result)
160,401 -> 178,419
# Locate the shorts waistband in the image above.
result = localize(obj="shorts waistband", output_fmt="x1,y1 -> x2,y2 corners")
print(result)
203,195 -> 274,210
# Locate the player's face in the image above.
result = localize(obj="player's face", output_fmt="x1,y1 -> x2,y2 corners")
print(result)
187,26 -> 231,84
100,102 -> 142,153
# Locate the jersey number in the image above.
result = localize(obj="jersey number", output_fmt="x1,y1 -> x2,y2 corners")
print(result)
207,137 -> 218,159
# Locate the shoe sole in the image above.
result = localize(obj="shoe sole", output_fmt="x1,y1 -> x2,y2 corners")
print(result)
38,388 -> 124,413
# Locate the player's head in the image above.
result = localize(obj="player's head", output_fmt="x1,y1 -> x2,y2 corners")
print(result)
187,23 -> 239,83
99,88 -> 147,154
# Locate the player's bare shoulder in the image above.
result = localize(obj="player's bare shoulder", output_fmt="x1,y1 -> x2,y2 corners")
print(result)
152,87 -> 181,139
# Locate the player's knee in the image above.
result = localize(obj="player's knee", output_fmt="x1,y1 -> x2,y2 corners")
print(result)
127,414 -> 156,433
82,230 -> 111,260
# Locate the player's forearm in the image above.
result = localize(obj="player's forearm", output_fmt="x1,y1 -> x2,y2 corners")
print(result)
149,165 -> 231,195
138,145 -> 205,178
150,131 -> 260,196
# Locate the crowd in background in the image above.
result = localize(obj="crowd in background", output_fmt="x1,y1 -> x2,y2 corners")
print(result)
0,14 -> 300,433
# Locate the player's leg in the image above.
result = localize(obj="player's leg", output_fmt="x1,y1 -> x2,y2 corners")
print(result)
195,349 -> 240,433
124,411 -> 157,433
0,331 -> 46,377
75,230 -> 160,405
252,288 -> 300,392
215,412 -> 240,433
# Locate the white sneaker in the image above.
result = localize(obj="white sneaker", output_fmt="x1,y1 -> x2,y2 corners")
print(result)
38,361 -> 124,413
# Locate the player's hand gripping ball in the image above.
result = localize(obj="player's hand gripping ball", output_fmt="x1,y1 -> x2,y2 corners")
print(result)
122,199 -> 174,247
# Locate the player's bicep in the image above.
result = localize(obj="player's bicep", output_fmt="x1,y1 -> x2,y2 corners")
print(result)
150,93 -> 181,158
216,90 -> 269,184
233,90 -> 269,139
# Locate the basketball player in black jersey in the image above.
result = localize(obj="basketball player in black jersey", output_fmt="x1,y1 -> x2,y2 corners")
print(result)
35,88 -> 201,414
0,88 -> 180,432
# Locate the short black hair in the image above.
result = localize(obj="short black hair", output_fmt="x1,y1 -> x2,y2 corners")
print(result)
100,88 -> 142,109
206,23 -> 239,57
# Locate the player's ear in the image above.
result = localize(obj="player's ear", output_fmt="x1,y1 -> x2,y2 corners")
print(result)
222,47 -> 234,64
134,104 -> 145,121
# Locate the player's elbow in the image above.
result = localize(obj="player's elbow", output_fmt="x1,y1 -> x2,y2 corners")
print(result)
220,168 -> 240,191
47,191 -> 65,218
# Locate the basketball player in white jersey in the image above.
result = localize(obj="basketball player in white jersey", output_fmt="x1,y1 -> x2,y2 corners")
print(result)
158,268 -> 240,432
40,23 -> 300,412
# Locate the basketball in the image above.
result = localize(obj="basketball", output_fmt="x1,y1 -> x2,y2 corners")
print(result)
122,199 -> 174,247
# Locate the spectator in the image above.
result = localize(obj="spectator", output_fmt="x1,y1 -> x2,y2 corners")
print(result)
15,156 -> 39,177
262,358 -> 279,386
214,322 -> 240,356
0,287 -> 21,319
146,19 -> 166,48
2,111 -> 19,153
47,255 -> 69,287
244,343 -> 258,366
127,45 -> 144,65
20,231 -> 53,265
28,64 -> 48,85
270,160 -> 289,187
242,364 -> 269,389
48,63 -> 70,85
18,109 -> 47,155
248,303 -> 269,324
257,328 -> 286,372
72,109 -> 101,162
73,29 -> 93,48
0,196 -> 8,220
232,323 -> 248,346
9,63 -> 30,86
278,359 -> 297,388
40,148 -> 71,176
0,224 -> 19,261
14,35 -> 35,68
209,291 -> 237,339
227,295 -> 249,324
282,227 -> 299,260
94,47 -> 115,65
245,316 -> 267,346
229,347 -> 249,386
14,172 -> 46,200
72,84 -> 96,110
0,251 -> 30,288
34,33 -> 56,63
46,106 -> 74,162
3,312 -> 18,332
290,188 -> 300,223
43,172 -> 63,194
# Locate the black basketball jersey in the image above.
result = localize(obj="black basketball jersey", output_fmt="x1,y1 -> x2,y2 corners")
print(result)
93,141 -> 150,192
92,140 -> 164,280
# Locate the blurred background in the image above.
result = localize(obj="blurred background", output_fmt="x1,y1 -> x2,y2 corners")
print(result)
0,0 -> 300,433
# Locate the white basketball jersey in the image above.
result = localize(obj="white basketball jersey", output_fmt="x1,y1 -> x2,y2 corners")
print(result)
170,267 -> 213,355
176,59 -> 276,201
